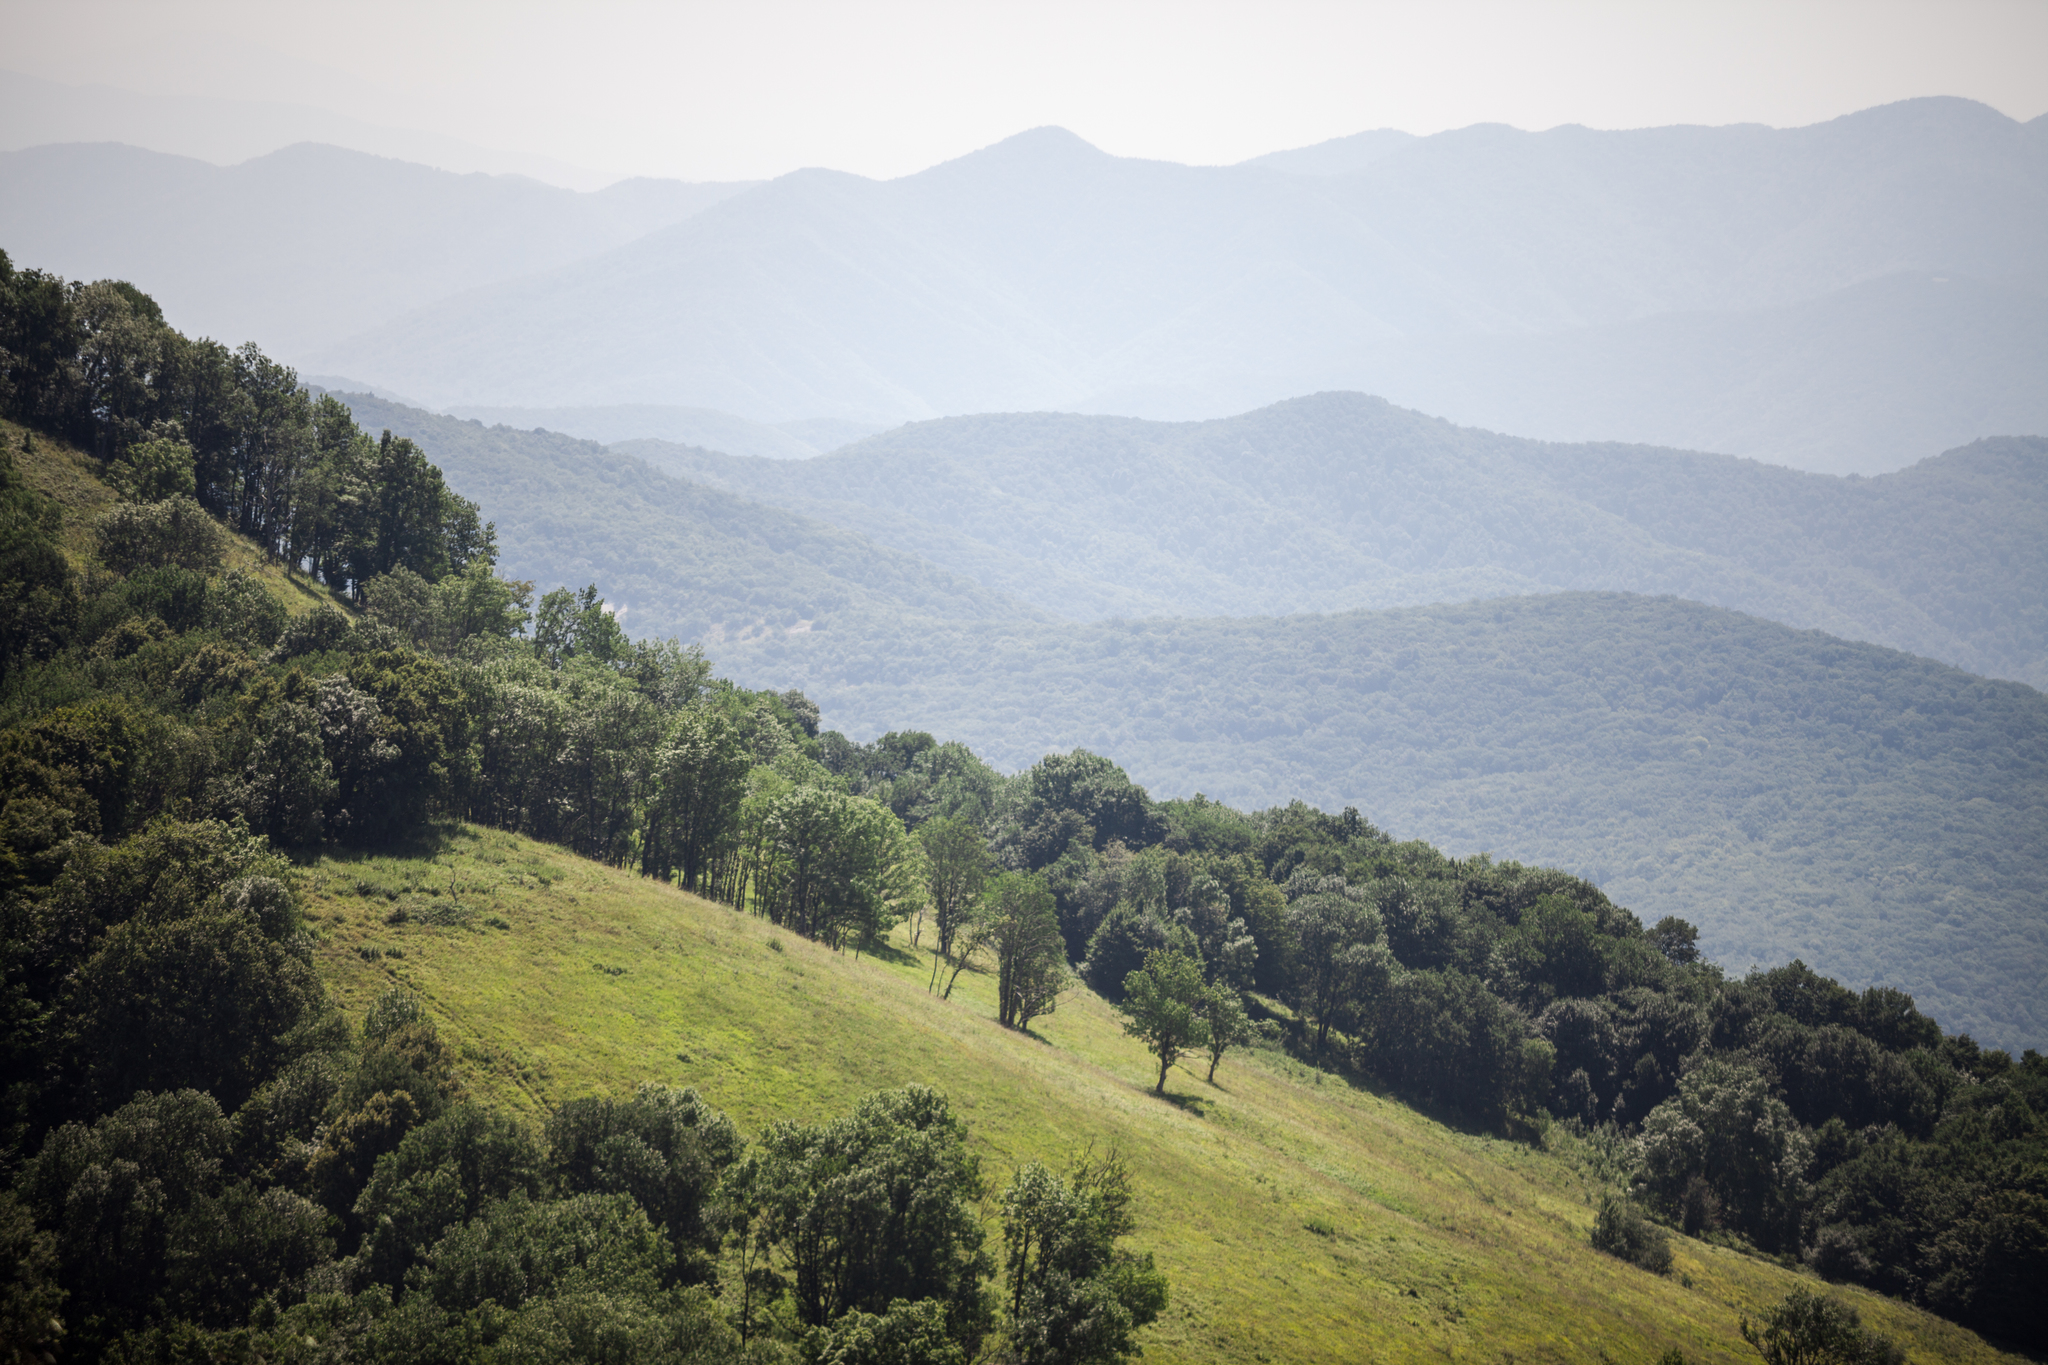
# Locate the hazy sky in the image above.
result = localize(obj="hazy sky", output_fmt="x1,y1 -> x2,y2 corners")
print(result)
10,0 -> 2047,183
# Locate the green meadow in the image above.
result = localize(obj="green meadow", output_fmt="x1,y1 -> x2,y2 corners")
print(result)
303,827 -> 2016,1365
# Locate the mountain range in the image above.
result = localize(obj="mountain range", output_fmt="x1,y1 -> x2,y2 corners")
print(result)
0,140 -> 753,354
304,97 -> 2046,473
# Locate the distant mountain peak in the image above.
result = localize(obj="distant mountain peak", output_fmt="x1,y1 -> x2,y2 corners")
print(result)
920,125 -> 1109,177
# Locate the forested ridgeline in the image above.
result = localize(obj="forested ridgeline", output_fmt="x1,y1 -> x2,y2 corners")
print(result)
1,255 -> 2044,1359
610,397 -> 2048,689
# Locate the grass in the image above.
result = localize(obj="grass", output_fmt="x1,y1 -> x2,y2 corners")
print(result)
5,417 -> 354,619
303,826 -> 2018,1365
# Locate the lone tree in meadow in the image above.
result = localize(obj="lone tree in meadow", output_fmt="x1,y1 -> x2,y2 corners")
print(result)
987,871 -> 1069,1031
1200,984 -> 1254,1083
1118,949 -> 1209,1094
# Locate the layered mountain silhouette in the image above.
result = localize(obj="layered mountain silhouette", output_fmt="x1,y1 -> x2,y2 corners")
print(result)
302,97 -> 2046,472
0,140 -> 754,354
618,393 -> 2048,689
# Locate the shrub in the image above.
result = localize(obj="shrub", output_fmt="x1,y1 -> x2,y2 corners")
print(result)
94,496 -> 228,575
1591,1195 -> 1674,1275
1740,1288 -> 1903,1365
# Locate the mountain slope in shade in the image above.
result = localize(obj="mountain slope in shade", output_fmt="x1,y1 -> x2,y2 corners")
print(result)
0,140 -> 755,353
622,393 -> 2048,690
315,391 -> 1034,639
308,98 -> 2047,471
714,593 -> 2048,1052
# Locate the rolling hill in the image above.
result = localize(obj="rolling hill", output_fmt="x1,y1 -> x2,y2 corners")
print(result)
302,827 -> 2020,1365
620,393 -> 2048,690
307,97 -> 2048,472
307,391 -> 1032,640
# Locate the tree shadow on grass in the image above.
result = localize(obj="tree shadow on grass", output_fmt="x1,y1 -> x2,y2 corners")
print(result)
854,937 -> 920,969
1158,1088 -> 1213,1119
308,820 -> 464,866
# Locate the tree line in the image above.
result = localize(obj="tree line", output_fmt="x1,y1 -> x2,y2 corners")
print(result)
1,254 -> 2042,1358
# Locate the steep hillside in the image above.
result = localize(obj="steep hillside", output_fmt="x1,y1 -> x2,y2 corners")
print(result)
0,141 -> 754,353
304,828 -> 2018,1365
717,594 -> 2048,1051
317,391 -> 1033,640
625,393 -> 2048,689
305,98 -> 2047,470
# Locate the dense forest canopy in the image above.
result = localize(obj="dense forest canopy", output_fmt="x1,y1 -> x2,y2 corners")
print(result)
3,255 -> 2044,1360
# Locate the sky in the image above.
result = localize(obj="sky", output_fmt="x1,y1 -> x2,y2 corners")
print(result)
7,0 -> 2047,185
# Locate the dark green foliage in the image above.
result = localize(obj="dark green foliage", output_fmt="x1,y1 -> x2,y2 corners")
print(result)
725,1086 -> 994,1348
996,750 -> 1164,871
0,1189 -> 66,1363
1284,875 -> 1392,1060
914,814 -> 989,957
545,1085 -> 742,1284
1590,1195 -> 1673,1275
1117,950 -> 1209,1095
1362,970 -> 1545,1128
1740,1288 -> 1903,1365
18,1090 -> 231,1341
93,497 -> 228,577
1635,1058 -> 1812,1252
353,1104 -> 549,1289
63,909 -> 323,1117
986,873 -> 1069,1032
997,1150 -> 1167,1365
0,438 -> 77,682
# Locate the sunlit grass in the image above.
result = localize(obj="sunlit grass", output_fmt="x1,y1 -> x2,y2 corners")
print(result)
304,826 -> 2017,1365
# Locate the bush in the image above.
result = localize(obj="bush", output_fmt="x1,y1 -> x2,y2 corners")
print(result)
1740,1288 -> 1903,1365
93,496 -> 228,576
1591,1195 -> 1674,1274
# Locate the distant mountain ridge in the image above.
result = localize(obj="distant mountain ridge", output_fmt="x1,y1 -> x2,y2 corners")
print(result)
0,140 -> 755,354
313,391 -> 1031,640
622,393 -> 2048,690
307,97 -> 2048,472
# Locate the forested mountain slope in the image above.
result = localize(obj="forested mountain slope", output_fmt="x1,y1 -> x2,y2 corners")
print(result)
308,97 -> 2047,471
625,393 -> 2048,689
311,391 -> 1034,639
0,141 -> 754,353
717,594 -> 2048,1051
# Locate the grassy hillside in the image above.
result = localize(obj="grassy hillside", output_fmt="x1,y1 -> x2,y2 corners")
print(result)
720,593 -> 2048,1051
302,828 -> 2018,1365
624,394 -> 2048,689
312,391 -> 1036,642
1,414 -> 350,620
